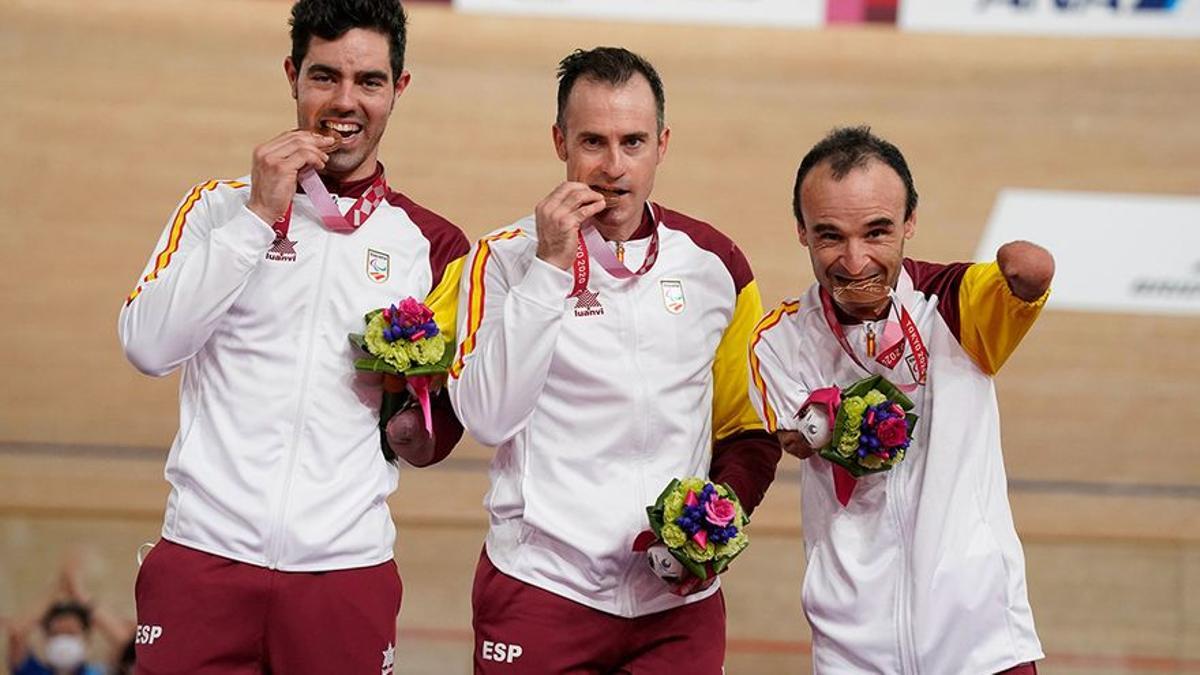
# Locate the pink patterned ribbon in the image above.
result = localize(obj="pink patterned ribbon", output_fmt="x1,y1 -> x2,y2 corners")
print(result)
272,169 -> 388,238
568,203 -> 662,298
818,287 -> 928,390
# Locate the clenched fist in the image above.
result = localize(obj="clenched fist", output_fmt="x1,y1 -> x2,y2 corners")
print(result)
246,130 -> 339,226
534,182 -> 608,270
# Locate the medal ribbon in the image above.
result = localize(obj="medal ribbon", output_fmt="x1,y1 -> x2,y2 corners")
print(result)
568,203 -> 662,298
272,168 -> 389,239
818,287 -> 928,387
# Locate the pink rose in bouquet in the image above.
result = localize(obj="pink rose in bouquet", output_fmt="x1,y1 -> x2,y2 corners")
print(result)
704,497 -> 736,528
876,416 -> 908,448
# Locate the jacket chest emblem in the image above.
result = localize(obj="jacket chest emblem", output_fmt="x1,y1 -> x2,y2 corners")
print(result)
660,279 -> 685,314
266,234 -> 297,262
573,288 -> 604,317
367,249 -> 390,283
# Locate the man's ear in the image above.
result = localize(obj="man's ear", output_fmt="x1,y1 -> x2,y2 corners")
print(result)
284,56 -> 299,100
797,222 -> 810,249
388,70 -> 412,114
552,124 -> 568,162
656,126 -> 670,165
393,70 -> 411,99
903,209 -> 917,241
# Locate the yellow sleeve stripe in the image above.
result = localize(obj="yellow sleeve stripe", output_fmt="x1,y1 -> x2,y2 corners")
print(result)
427,255 -> 466,339
711,280 -> 769,441
958,261 -> 1048,375
125,180 -> 247,305
449,229 -> 525,379
747,300 -> 800,433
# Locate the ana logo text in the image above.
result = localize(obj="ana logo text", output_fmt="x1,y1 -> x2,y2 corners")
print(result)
981,0 -> 1178,11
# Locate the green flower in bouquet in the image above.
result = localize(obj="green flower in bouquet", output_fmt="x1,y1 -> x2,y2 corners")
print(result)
364,311 -> 446,372
411,335 -> 446,364
842,396 -> 868,419
714,530 -> 749,559
642,477 -> 752,587
863,390 -> 887,407
349,297 -> 457,464
663,491 -> 686,522
685,539 -> 716,562
820,375 -> 920,478
364,316 -> 413,371
660,523 -> 687,549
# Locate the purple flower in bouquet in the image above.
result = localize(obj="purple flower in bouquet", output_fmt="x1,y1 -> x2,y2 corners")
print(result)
674,487 -> 741,548
380,298 -> 440,344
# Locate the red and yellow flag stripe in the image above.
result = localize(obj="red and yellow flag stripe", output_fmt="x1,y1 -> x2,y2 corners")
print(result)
748,300 -> 800,433
125,180 -> 246,305
449,228 -> 525,379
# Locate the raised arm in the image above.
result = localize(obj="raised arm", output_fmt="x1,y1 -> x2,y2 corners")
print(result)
119,130 -> 337,376
997,240 -> 1054,302
117,181 -> 272,376
449,184 -> 605,446
448,231 -> 569,446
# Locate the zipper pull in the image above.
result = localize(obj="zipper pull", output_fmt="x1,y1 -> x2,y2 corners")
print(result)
866,322 -> 877,358
615,241 -> 625,264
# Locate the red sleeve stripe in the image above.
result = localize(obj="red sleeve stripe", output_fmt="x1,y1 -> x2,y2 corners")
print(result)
748,300 -> 801,433
448,229 -> 525,379
125,180 -> 246,305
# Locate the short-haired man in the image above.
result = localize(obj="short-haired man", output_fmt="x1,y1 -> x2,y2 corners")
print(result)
749,126 -> 1052,673
118,1 -> 468,672
449,47 -> 782,673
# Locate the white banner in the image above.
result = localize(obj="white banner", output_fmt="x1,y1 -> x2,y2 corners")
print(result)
452,0 -> 824,28
900,0 -> 1200,38
974,189 -> 1200,316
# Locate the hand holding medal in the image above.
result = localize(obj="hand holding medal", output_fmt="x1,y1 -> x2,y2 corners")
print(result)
246,128 -> 340,227
533,181 -> 610,271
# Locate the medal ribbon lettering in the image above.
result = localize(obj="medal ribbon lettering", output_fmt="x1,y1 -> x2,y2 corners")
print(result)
568,204 -> 662,298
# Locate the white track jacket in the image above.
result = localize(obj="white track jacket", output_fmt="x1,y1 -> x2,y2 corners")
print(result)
119,165 -> 468,571
449,203 -> 779,618
749,260 -> 1046,674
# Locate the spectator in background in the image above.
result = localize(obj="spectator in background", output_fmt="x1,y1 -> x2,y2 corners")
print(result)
6,555 -> 134,675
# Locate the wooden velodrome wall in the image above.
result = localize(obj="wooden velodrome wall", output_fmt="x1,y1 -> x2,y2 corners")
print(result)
1,1 -> 1198,672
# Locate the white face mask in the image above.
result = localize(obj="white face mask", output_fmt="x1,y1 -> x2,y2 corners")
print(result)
44,634 -> 87,671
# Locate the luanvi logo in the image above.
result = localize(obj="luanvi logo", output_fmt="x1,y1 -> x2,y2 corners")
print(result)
573,288 -> 605,317
266,234 -> 297,262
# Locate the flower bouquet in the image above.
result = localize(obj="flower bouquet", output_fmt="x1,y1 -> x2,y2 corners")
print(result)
632,478 -> 749,596
797,374 -> 918,506
349,298 -> 454,458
